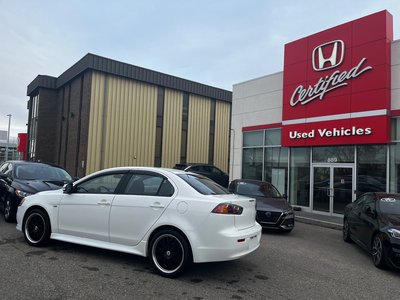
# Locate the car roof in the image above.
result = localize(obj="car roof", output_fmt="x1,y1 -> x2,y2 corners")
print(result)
86,166 -> 189,177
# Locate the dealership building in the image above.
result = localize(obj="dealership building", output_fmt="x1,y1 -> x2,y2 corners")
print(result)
26,54 -> 231,178
231,10 -> 399,216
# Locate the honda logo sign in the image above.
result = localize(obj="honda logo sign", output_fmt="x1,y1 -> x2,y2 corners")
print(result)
312,40 -> 344,71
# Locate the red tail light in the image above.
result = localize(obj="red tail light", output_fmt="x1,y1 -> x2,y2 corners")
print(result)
212,203 -> 243,215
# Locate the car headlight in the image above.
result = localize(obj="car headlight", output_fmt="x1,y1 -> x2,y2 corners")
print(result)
388,228 -> 400,239
15,190 -> 32,198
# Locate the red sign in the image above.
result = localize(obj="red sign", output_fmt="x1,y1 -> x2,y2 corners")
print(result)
282,10 -> 393,146
17,133 -> 27,160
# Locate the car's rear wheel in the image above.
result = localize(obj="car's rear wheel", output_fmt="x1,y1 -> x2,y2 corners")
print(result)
4,197 -> 16,223
342,218 -> 352,243
149,229 -> 191,278
23,209 -> 51,247
372,234 -> 387,269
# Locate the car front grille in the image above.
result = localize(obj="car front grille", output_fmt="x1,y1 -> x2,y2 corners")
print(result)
256,211 -> 282,224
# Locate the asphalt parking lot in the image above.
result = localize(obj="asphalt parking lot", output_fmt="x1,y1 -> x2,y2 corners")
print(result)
0,217 -> 399,300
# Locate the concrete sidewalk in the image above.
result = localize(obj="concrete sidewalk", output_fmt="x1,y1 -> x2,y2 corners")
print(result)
294,210 -> 343,230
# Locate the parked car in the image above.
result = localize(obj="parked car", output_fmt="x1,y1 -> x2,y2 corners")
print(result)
16,167 -> 261,277
0,160 -> 73,222
343,192 -> 400,270
173,163 -> 229,187
229,179 -> 295,232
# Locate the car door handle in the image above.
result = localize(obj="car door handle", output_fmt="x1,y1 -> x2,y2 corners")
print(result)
97,200 -> 110,206
150,202 -> 165,209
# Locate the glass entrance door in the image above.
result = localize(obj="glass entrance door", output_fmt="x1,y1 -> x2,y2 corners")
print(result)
312,165 -> 354,215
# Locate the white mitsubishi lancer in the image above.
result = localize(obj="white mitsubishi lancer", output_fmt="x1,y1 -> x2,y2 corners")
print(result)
16,167 -> 261,277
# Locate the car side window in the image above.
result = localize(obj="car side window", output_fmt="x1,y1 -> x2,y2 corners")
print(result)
75,173 -> 124,194
361,195 -> 376,214
0,162 -> 9,174
4,164 -> 12,176
211,166 -> 222,175
124,174 -> 174,197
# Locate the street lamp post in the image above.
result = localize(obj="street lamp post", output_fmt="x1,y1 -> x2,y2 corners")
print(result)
5,114 -> 11,161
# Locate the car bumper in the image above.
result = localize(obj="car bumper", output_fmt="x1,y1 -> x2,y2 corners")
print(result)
256,211 -> 295,231
191,223 -> 262,263
388,245 -> 400,269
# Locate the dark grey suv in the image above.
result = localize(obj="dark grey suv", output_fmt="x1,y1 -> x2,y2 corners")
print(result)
173,163 -> 229,188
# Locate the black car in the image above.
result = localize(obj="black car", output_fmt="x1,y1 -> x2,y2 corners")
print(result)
343,192 -> 400,270
0,161 -> 73,222
229,179 -> 294,232
173,163 -> 229,188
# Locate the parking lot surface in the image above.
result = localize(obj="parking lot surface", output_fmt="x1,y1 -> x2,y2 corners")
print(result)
0,218 -> 399,299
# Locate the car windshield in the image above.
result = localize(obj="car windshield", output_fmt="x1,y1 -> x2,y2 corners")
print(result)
236,181 -> 281,198
14,164 -> 73,181
378,197 -> 400,215
178,173 -> 228,195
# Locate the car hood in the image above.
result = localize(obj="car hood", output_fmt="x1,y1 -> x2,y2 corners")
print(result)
255,196 -> 291,212
380,213 -> 400,228
13,179 -> 66,194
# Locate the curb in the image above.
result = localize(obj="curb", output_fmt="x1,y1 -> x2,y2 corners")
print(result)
295,216 -> 342,231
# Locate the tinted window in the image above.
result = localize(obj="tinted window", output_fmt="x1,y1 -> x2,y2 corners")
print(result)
236,181 -> 281,198
0,163 -> 12,176
124,174 -> 174,197
75,173 -> 124,194
379,197 -> 400,214
14,164 -> 71,181
178,173 -> 228,195
210,167 -> 223,175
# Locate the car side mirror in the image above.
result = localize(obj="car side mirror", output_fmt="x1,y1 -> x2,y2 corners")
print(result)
282,193 -> 288,199
63,182 -> 74,194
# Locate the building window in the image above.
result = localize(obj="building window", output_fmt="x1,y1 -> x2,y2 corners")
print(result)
290,147 -> 310,207
357,145 -> 386,197
242,128 -> 288,195
28,95 -> 39,160
312,146 -> 354,163
243,130 -> 263,147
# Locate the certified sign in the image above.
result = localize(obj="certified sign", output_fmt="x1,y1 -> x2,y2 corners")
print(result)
282,10 -> 392,147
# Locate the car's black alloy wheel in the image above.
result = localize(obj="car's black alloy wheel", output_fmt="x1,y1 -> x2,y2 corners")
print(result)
150,229 -> 191,278
4,197 -> 15,223
372,234 -> 387,269
23,209 -> 51,247
342,219 -> 352,243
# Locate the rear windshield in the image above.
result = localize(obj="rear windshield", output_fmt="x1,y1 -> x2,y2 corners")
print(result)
379,197 -> 400,215
236,181 -> 281,198
178,173 -> 228,195
14,164 -> 73,181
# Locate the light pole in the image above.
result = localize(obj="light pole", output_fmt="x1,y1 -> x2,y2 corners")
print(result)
5,114 -> 11,161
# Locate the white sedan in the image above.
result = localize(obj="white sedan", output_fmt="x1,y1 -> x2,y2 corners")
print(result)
16,167 -> 261,277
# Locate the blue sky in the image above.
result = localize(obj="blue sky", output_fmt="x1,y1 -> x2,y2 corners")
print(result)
0,0 -> 399,137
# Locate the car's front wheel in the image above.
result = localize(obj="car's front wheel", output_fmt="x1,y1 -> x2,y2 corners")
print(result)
23,209 -> 51,247
342,218 -> 352,243
4,197 -> 16,223
149,229 -> 191,278
372,233 -> 387,269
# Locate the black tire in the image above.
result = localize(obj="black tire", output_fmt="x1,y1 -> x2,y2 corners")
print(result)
23,209 -> 51,247
149,229 -> 191,278
372,234 -> 387,269
342,218 -> 352,243
4,197 -> 16,223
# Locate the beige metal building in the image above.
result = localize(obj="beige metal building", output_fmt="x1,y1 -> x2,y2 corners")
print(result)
26,53 -> 232,178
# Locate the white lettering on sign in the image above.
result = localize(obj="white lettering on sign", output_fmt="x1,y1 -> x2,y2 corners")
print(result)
290,58 -> 372,107
289,126 -> 372,139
